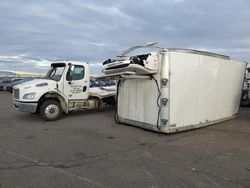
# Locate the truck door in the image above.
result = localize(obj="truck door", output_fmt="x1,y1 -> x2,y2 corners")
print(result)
64,64 -> 89,100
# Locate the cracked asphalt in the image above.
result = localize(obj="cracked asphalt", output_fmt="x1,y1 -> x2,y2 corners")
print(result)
0,92 -> 250,188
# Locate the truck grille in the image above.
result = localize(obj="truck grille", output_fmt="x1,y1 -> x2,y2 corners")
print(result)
13,88 -> 20,100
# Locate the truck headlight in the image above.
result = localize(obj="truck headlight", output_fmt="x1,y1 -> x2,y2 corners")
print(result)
23,92 -> 36,100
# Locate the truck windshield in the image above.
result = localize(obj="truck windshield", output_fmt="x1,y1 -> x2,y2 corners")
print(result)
45,64 -> 65,81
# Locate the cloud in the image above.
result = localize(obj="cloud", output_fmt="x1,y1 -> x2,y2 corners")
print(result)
0,0 -> 249,74
0,54 -> 52,72
0,54 -> 104,74
0,54 -> 26,62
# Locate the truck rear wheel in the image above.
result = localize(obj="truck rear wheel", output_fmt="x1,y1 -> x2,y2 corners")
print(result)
40,99 -> 62,121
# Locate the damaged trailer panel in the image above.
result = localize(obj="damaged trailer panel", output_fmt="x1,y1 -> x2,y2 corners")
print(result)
102,47 -> 246,133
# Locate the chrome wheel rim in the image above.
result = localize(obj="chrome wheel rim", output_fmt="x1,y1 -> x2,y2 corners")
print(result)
45,104 -> 59,119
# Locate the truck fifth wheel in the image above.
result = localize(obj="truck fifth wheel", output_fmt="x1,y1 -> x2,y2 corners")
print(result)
102,44 -> 246,133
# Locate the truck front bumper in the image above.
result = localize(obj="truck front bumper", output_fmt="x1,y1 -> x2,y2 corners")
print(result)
13,100 -> 38,113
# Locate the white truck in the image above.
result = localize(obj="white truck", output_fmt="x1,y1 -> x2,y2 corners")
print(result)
13,61 -> 116,121
241,64 -> 250,106
102,44 -> 246,133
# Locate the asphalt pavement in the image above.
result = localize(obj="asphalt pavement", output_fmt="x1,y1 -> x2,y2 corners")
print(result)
0,92 -> 250,188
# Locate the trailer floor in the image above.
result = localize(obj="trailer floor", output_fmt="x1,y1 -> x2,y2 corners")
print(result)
0,92 -> 250,188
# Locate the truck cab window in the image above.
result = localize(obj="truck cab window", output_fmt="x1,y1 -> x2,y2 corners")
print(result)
66,65 -> 85,81
46,64 -> 65,81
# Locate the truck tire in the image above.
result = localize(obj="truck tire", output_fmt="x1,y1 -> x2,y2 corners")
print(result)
40,99 -> 62,121
241,90 -> 250,107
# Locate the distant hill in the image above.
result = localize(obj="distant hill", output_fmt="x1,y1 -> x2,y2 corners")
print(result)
0,70 -> 45,77
0,71 -> 15,76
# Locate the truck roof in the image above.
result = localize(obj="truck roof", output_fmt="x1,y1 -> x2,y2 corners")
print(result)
52,60 -> 88,66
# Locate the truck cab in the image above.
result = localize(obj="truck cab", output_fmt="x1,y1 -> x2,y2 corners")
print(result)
13,61 -> 116,121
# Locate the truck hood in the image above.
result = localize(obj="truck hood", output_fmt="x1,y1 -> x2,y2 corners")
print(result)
13,79 -> 59,101
15,79 -> 57,89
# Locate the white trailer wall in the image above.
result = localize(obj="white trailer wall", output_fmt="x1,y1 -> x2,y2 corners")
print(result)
118,78 -> 159,130
168,52 -> 246,132
116,50 -> 246,133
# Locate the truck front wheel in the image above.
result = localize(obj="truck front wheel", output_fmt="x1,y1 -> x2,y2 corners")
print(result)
40,99 -> 62,121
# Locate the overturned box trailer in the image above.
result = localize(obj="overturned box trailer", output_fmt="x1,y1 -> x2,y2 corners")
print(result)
102,45 -> 246,133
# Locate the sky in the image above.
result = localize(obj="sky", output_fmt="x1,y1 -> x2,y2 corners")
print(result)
0,0 -> 249,74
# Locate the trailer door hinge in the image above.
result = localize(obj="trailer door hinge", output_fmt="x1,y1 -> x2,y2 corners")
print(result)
161,119 -> 168,126
161,98 -> 168,105
161,78 -> 168,86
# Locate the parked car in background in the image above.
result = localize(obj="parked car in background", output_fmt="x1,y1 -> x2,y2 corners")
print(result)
241,64 -> 250,106
4,78 -> 33,93
105,80 -> 116,86
90,79 -> 98,88
96,80 -> 106,86
90,79 -> 116,87
0,79 -> 12,91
